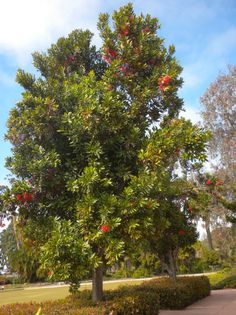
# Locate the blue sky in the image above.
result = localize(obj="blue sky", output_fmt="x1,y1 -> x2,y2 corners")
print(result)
0,0 -> 236,185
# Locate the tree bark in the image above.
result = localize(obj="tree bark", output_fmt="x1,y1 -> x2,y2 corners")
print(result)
92,263 -> 103,302
205,218 -> 214,250
167,249 -> 177,281
161,249 -> 177,281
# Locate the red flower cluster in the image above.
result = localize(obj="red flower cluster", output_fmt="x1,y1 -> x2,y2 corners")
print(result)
206,179 -> 212,185
178,229 -> 185,236
120,23 -> 130,36
158,75 -> 171,91
129,15 -> 135,22
147,59 -> 156,66
142,27 -> 150,33
68,55 -> 76,63
64,54 -> 77,67
120,63 -> 130,76
16,192 -> 33,203
103,47 -> 118,64
101,224 -> 110,233
48,271 -> 54,277
216,180 -> 223,186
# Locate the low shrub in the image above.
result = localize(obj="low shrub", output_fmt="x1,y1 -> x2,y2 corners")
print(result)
132,267 -> 153,278
141,275 -> 210,309
0,275 -> 15,285
208,268 -> 236,289
105,290 -> 159,315
211,275 -> 236,289
0,300 -> 106,315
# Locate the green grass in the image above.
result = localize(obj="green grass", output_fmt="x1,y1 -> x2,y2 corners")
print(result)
0,279 -> 145,306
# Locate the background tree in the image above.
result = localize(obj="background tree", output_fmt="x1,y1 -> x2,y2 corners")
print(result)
201,65 -> 236,184
0,221 -> 43,282
2,3 -> 209,301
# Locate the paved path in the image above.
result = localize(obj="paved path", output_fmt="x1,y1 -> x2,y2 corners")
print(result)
160,289 -> 236,315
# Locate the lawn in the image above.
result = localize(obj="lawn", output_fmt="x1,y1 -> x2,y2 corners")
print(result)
0,279 -> 146,305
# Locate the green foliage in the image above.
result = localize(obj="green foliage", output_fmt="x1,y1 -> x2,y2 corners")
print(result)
212,275 -> 236,289
194,242 -> 222,271
40,219 -> 92,292
132,266 -> 153,278
208,268 -> 236,289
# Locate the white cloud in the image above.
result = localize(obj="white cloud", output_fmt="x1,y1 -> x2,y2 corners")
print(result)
182,67 -> 201,88
0,0 -> 102,65
180,106 -> 202,125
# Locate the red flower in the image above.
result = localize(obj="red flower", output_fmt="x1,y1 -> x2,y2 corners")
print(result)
216,181 -> 223,186
48,271 -> 54,277
122,29 -> 129,36
206,179 -> 212,185
104,48 -> 118,59
101,224 -> 110,233
23,192 -> 33,202
178,229 -> 185,236
147,59 -> 156,65
142,27 -> 150,33
109,50 -> 118,59
103,55 -> 112,64
129,15 -> 135,22
120,23 -> 130,36
16,194 -> 22,201
159,75 -> 171,86
158,75 -> 171,91
120,63 -> 130,76
68,55 -> 76,63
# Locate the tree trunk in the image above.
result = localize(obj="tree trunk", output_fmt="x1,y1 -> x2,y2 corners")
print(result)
92,263 -> 103,302
161,249 -> 177,281
205,219 -> 214,250
167,249 -> 177,281
12,216 -> 21,250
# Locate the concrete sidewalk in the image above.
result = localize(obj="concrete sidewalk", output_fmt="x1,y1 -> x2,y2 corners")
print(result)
160,289 -> 236,315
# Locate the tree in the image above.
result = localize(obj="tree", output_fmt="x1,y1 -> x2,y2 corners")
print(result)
201,65 -> 236,184
2,4 -> 209,301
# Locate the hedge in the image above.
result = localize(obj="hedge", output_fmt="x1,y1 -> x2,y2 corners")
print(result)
0,275 -> 210,314
141,276 -> 211,309
104,275 -> 210,310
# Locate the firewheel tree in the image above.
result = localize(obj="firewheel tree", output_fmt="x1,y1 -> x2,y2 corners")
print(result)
2,4 -> 209,301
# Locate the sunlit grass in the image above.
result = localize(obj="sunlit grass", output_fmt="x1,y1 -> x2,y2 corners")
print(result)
0,279 -> 146,305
